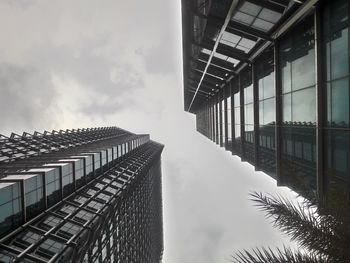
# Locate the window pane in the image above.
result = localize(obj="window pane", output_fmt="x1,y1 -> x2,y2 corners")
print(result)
291,49 -> 315,91
282,94 -> 292,122
292,87 -> 316,123
328,78 -> 349,126
330,29 -> 348,80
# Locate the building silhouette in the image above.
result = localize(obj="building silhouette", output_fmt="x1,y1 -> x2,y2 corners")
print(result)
0,127 -> 163,263
182,0 -> 350,205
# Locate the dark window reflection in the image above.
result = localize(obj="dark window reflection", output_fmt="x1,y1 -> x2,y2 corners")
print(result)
279,16 -> 316,193
242,70 -> 254,163
323,0 -> 350,209
324,0 -> 349,128
257,49 -> 276,176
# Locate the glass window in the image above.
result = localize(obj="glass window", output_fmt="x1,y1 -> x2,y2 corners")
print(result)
61,164 -> 74,197
25,175 -> 44,220
292,87 -> 316,123
291,50 -> 315,91
94,153 -> 100,170
244,85 -> 253,104
259,72 -> 275,100
234,92 -> 241,138
46,169 -> 60,207
227,96 -> 232,140
117,145 -> 122,157
101,151 -> 107,166
221,97 -> 226,145
326,130 -> 350,180
280,16 -> 317,194
329,29 -> 349,80
0,183 -> 22,236
260,98 -> 275,125
113,147 -> 118,160
107,148 -> 112,163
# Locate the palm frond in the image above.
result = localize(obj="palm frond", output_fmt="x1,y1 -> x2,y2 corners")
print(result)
231,246 -> 326,263
249,192 -> 350,260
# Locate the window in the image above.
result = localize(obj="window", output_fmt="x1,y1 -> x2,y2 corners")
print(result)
221,95 -> 226,146
25,175 -> 44,220
0,183 -> 22,236
257,50 -> 276,175
227,96 -> 232,143
234,91 -> 241,139
324,0 -> 350,197
279,15 -> 317,192
325,0 -> 349,127
46,169 -> 60,207
61,164 -> 74,197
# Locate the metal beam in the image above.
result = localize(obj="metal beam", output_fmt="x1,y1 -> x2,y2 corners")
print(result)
246,0 -> 286,13
208,15 -> 272,41
227,21 -> 272,41
190,70 -> 224,84
188,0 -> 240,111
271,0 -> 319,39
198,53 -> 235,71
194,69 -> 224,81
195,39 -> 249,62
194,59 -> 232,77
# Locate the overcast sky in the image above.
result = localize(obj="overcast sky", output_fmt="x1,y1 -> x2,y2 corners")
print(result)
0,1 -> 299,262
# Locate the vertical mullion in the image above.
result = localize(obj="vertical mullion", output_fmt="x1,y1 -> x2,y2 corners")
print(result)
215,94 -> 219,144
240,74 -> 245,160
219,90 -> 223,147
224,85 -> 228,149
253,63 -> 259,168
274,41 -> 283,186
315,4 -> 325,205
231,80 -> 235,154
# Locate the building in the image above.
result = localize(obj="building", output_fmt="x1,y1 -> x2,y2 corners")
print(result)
181,0 -> 349,206
0,127 -> 164,263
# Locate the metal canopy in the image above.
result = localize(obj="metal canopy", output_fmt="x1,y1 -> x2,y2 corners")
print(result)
182,0 -> 317,113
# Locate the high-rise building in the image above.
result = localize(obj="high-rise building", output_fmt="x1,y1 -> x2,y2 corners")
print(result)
0,127 -> 164,263
181,0 -> 349,206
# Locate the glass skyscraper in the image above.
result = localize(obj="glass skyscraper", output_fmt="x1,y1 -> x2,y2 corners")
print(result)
181,0 -> 349,207
0,127 -> 164,263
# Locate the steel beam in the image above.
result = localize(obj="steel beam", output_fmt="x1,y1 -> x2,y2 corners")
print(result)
188,0 -> 240,111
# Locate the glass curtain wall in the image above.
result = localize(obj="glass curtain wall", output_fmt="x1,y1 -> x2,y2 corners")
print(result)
0,183 -> 22,236
213,99 -> 217,143
242,69 -> 255,163
215,98 -> 220,144
323,0 -> 350,206
227,94 -> 232,150
221,93 -> 226,148
233,80 -> 241,155
257,50 -> 276,177
279,16 -> 317,193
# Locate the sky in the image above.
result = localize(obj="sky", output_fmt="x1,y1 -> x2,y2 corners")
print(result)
0,1 -> 299,262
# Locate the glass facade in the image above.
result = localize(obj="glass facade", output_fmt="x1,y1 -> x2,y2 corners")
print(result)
227,95 -> 232,148
61,163 -> 74,197
0,183 -> 22,237
257,50 -> 276,176
24,174 -> 45,220
242,69 -> 254,163
0,135 -> 149,241
45,168 -> 61,207
184,0 -> 350,209
279,16 -> 317,192
0,131 -> 159,262
324,0 -> 350,207
221,94 -> 226,147
234,89 -> 241,155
